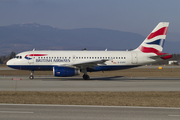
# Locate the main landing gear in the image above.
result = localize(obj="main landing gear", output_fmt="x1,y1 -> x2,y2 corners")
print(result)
29,70 -> 34,80
82,68 -> 90,80
83,74 -> 90,80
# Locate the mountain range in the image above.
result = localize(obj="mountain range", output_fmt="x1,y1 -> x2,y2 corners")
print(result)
0,22 -> 180,55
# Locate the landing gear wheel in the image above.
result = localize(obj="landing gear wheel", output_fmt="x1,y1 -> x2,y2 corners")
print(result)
83,74 -> 90,80
29,75 -> 34,80
29,70 -> 34,80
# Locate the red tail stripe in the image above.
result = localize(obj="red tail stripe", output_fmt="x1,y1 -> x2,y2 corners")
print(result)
161,55 -> 172,60
139,46 -> 172,59
139,46 -> 160,54
147,27 -> 168,40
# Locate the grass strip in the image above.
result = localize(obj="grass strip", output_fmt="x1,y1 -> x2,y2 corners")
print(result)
0,91 -> 180,107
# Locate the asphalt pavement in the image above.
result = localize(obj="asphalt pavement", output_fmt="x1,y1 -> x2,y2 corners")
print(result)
0,104 -> 180,120
0,76 -> 180,91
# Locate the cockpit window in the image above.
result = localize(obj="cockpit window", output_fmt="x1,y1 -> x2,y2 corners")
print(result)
15,56 -> 22,59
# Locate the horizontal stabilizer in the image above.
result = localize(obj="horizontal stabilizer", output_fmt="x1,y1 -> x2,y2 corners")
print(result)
149,53 -> 172,60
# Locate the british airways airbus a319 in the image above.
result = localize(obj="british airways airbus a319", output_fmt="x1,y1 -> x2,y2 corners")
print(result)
7,22 -> 172,80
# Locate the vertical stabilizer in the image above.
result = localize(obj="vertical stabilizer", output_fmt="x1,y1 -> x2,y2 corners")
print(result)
134,22 -> 169,54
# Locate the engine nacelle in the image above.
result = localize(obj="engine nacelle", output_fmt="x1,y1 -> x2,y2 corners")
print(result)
53,66 -> 80,77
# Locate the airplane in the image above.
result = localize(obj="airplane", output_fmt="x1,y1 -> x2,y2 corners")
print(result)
6,22 -> 172,80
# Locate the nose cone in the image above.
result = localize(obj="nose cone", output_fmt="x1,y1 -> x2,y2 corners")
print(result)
6,59 -> 14,66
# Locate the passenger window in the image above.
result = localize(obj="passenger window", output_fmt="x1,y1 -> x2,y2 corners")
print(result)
20,56 -> 22,59
124,57 -> 126,59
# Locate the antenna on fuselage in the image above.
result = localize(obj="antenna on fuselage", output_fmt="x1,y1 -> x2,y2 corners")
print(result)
82,48 -> 87,51
105,49 -> 107,51
33,48 -> 35,51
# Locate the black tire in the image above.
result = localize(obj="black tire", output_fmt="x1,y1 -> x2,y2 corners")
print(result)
29,75 -> 34,80
83,74 -> 90,80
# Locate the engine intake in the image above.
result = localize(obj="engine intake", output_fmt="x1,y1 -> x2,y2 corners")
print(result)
53,66 -> 80,77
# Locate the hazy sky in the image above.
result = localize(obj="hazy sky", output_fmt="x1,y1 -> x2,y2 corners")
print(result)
0,0 -> 180,36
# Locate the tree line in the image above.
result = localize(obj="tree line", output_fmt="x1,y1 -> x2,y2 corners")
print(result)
0,51 -> 16,64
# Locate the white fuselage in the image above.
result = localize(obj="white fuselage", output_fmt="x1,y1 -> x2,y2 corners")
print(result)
7,50 -> 156,71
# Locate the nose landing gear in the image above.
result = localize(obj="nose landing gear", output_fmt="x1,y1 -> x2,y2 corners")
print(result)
29,70 -> 34,80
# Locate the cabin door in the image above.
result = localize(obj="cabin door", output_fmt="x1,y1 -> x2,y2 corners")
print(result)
27,52 -> 34,64
72,55 -> 76,63
131,53 -> 138,64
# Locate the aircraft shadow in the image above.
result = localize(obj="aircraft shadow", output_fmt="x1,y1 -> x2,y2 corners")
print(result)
34,76 -> 180,81
35,76 -> 125,81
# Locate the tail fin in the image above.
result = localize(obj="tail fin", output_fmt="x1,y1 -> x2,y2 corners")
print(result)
134,22 -> 169,54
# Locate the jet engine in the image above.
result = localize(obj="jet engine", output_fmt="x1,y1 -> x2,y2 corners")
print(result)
53,66 -> 80,77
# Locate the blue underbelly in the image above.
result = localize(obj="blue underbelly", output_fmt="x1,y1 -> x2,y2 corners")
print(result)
7,65 -> 140,71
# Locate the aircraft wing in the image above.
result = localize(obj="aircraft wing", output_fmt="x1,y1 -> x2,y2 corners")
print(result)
70,59 -> 108,69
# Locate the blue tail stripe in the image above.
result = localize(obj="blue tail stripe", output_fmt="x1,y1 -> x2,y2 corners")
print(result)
146,39 -> 164,47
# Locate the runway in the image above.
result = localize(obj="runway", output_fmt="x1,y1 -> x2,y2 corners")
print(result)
0,104 -> 180,120
0,76 -> 180,91
1,73 -> 180,120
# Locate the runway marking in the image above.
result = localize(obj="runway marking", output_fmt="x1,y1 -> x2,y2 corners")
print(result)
168,115 -> 180,117
1,104 -> 180,110
0,111 -> 34,114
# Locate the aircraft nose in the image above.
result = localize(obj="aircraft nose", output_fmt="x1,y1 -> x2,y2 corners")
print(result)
6,59 -> 14,66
